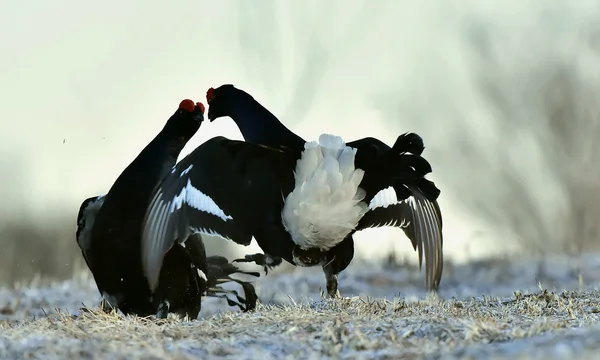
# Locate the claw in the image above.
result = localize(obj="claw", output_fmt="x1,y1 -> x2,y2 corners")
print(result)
232,253 -> 281,276
233,253 -> 264,264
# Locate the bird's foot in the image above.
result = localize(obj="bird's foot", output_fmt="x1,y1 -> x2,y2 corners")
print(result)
233,253 -> 282,275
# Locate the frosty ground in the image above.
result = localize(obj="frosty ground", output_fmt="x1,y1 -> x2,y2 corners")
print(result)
1,253 -> 600,359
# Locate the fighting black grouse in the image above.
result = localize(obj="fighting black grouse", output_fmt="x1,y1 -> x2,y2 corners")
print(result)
204,84 -> 444,297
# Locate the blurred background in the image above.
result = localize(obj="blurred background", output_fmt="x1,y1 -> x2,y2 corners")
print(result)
1,0 -> 599,286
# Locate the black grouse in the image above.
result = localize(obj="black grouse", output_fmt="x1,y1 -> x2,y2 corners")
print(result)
204,84 -> 444,297
77,99 -> 258,319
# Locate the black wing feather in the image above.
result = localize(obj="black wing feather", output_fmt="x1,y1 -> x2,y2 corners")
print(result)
141,136 -> 288,291
357,187 -> 443,291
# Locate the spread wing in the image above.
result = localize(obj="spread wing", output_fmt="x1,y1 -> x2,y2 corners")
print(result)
141,136 -> 289,291
357,186 -> 443,291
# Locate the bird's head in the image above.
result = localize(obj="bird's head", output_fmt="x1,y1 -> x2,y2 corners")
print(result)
164,99 -> 205,139
205,84 -> 243,122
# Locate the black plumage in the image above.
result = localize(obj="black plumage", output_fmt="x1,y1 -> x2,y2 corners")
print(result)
204,84 -> 444,297
140,136 -> 298,293
77,100 -> 257,319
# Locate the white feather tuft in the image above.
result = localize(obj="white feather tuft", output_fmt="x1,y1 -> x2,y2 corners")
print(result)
281,134 -> 368,251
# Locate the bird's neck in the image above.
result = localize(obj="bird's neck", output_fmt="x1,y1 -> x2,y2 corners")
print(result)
107,130 -> 186,205
228,96 -> 306,151
136,131 -> 186,175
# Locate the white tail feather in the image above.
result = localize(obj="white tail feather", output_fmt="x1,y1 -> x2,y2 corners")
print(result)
282,134 -> 368,251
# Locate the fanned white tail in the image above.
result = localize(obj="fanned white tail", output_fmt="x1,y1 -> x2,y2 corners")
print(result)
282,134 -> 368,251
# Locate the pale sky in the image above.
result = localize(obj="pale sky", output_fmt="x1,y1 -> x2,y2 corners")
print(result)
2,0 -> 599,263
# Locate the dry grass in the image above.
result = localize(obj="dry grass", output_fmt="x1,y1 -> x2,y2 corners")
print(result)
1,254 -> 600,359
1,290 -> 600,359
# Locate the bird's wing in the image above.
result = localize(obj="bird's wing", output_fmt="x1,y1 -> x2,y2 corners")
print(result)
141,136 -> 288,291
356,186 -> 443,290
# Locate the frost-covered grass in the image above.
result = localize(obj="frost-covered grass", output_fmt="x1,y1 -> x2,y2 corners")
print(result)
2,253 -> 600,359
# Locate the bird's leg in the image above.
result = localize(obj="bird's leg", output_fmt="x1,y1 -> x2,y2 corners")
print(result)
321,235 -> 355,299
323,264 -> 341,298
233,253 -> 282,274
